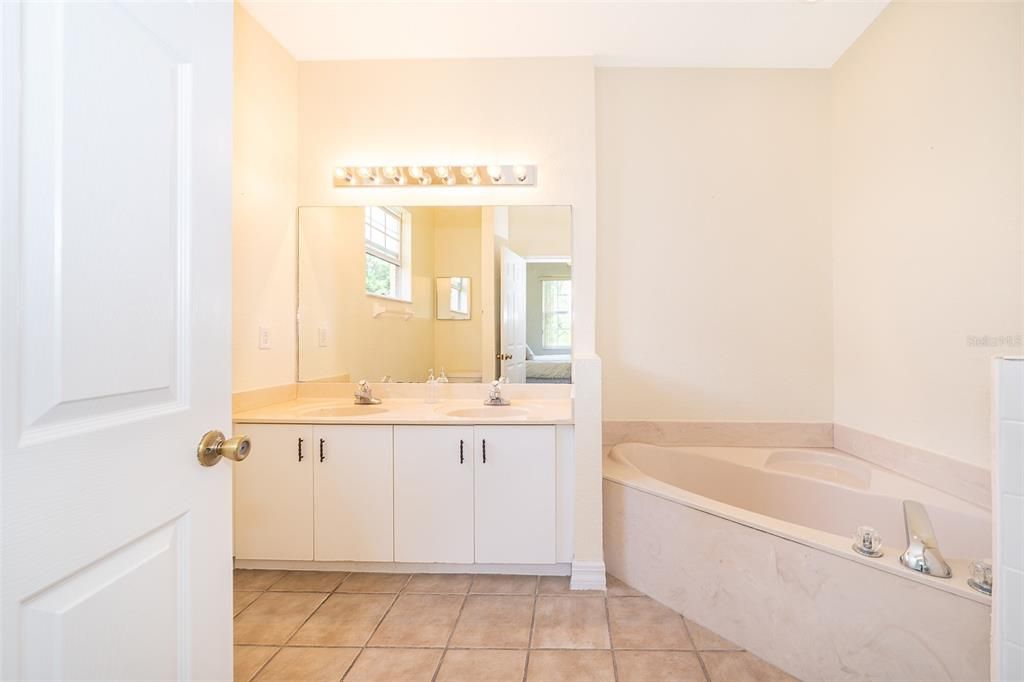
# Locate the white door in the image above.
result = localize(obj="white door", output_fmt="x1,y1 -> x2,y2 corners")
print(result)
500,247 -> 528,382
314,425 -> 394,561
394,426 -> 474,563
474,426 -> 557,563
1,2 -> 234,679
233,425 -> 314,561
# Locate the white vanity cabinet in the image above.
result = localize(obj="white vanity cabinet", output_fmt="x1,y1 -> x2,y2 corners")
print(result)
474,426 -> 556,563
393,424 -> 557,564
234,420 -> 567,567
313,425 -> 394,561
233,423 -> 314,560
394,426 -> 475,563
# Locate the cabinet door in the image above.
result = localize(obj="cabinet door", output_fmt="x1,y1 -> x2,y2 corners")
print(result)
314,425 -> 394,561
475,426 -> 557,563
233,423 -> 314,560
394,426 -> 475,563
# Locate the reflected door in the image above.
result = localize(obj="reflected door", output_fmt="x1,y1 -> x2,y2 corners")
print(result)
1,2 -> 234,678
500,247 -> 527,382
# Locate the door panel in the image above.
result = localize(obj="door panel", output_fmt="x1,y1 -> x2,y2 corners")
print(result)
314,425 -> 394,561
394,426 -> 474,563
233,424 -> 314,560
2,2 -> 234,677
500,247 -> 527,382
475,426 -> 557,563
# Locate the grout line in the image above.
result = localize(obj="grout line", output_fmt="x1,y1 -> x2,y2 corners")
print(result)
431,586 -> 471,682
340,581 -> 407,681
521,575 -> 541,682
681,616 -> 712,682
278,591 -> 331,648
243,646 -> 282,682
604,593 -> 619,682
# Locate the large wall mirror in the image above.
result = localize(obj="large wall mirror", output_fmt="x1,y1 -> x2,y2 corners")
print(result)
297,205 -> 572,384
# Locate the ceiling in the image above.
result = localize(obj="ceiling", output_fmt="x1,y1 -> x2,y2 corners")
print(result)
240,0 -> 889,69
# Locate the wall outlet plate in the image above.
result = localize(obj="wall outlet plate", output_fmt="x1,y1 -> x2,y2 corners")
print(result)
258,326 -> 272,350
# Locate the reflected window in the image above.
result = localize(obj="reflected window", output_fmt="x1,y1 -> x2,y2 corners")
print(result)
365,206 -> 406,299
541,279 -> 572,349
449,277 -> 469,316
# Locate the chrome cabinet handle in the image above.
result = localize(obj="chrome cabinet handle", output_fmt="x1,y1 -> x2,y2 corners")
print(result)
298,437 -> 304,462
320,438 -> 326,462
482,439 -> 487,464
459,439 -> 464,464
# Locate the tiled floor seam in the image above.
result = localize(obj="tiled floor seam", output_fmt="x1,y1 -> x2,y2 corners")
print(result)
430,589 -> 470,682
521,575 -> 540,682
680,616 -> 712,682
339,576 -> 409,680
605,595 -> 620,682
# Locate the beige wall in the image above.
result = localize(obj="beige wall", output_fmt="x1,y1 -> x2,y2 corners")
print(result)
433,207 -> 484,377
232,5 -> 298,392
297,207 -> 436,383
508,206 -> 573,259
832,2 -> 1023,468
596,68 -> 834,422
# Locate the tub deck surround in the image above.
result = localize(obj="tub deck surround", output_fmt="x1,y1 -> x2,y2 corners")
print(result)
834,423 -> 992,509
604,444 -> 991,604
603,420 -> 834,448
604,419 -> 991,509
234,397 -> 573,425
603,443 -> 993,681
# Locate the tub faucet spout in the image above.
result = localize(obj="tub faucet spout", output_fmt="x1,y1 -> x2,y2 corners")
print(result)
899,500 -> 952,578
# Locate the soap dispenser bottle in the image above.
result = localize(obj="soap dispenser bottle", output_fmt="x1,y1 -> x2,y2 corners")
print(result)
426,368 -> 438,404
438,367 -> 449,384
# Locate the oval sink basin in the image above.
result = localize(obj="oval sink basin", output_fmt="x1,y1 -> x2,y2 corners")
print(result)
446,407 -> 530,419
297,405 -> 388,418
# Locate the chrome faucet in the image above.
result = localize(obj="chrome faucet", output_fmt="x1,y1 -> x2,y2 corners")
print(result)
899,500 -> 952,578
484,378 -> 511,406
354,380 -> 382,405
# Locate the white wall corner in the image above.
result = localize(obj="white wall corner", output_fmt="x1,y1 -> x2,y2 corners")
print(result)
570,560 -> 607,591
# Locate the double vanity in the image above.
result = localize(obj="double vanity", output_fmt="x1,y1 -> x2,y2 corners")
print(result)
232,203 -> 577,574
232,390 -> 575,573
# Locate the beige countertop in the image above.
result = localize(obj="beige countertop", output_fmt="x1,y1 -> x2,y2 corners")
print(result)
233,397 -> 574,425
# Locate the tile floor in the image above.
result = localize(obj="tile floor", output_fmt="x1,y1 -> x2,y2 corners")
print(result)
234,569 -> 798,682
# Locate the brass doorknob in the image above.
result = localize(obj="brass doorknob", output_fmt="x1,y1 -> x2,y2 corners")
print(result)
197,430 -> 251,467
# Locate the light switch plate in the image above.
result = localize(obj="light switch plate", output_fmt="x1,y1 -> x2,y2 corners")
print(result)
258,326 -> 272,350
318,326 -> 328,347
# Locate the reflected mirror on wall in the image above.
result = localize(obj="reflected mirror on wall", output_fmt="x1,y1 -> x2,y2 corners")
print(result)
436,277 -> 471,320
297,205 -> 572,385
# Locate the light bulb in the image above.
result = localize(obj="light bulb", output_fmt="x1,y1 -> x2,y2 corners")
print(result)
443,174 -> 456,186
409,166 -> 425,179
357,167 -> 372,179
434,166 -> 450,179
461,166 -> 478,179
417,175 -> 432,185
334,167 -> 354,183
486,165 -> 503,182
383,166 -> 403,183
513,165 -> 528,182
469,175 -> 481,185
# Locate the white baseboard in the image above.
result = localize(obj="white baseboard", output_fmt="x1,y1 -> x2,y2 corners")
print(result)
570,560 -> 607,591
234,559 -> 571,576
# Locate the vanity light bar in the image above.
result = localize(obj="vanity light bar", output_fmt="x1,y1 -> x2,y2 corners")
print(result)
333,164 -> 536,187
